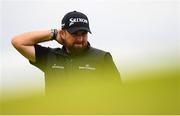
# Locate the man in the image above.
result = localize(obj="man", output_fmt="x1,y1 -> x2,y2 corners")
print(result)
12,11 -> 121,93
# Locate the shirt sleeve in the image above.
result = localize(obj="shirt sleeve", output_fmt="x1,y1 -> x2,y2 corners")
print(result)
29,44 -> 49,72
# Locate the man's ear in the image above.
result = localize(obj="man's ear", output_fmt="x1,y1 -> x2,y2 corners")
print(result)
59,29 -> 66,40
56,29 -> 65,45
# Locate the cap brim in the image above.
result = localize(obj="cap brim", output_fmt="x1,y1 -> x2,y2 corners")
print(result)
67,27 -> 91,34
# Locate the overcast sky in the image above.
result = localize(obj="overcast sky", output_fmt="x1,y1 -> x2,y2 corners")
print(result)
0,0 -> 179,96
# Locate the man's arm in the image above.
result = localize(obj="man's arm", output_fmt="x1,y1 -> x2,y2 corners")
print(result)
11,30 -> 62,62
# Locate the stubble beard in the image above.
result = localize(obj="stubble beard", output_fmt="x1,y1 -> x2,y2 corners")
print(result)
66,41 -> 88,55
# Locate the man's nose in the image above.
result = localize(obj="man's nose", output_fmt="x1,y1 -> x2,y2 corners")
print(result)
76,35 -> 83,41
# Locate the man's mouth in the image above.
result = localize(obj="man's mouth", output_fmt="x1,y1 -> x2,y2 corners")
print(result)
74,43 -> 83,47
74,42 -> 84,46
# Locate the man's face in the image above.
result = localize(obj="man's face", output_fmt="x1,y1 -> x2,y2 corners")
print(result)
62,30 -> 88,53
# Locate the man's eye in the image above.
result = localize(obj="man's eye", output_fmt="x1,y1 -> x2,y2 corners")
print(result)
72,31 -> 87,36
72,32 -> 78,35
72,33 -> 77,36
82,32 -> 87,35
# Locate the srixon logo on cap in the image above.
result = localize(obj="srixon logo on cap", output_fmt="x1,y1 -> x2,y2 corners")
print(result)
69,18 -> 88,26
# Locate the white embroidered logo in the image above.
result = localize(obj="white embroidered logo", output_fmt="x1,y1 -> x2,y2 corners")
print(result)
78,64 -> 96,70
69,18 -> 88,26
61,23 -> 65,27
52,64 -> 64,69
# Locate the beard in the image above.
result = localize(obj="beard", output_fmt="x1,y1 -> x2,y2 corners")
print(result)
65,41 -> 88,55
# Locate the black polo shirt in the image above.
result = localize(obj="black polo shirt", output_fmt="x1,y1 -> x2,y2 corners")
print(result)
30,43 -> 121,92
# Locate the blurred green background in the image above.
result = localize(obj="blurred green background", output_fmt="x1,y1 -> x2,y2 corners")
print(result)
1,67 -> 179,114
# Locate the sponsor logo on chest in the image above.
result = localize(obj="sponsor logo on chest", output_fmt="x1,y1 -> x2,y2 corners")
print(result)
51,64 -> 96,70
78,64 -> 96,70
51,64 -> 64,69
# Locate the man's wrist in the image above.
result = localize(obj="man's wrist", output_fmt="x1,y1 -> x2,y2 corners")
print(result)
50,29 -> 58,40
